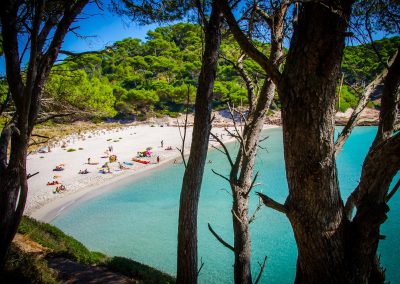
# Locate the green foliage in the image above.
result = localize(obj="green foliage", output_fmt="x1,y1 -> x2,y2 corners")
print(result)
341,37 -> 400,85
337,85 -> 359,112
34,24 -> 398,119
107,257 -> 175,284
16,216 -> 176,283
18,216 -> 106,265
1,245 -> 58,284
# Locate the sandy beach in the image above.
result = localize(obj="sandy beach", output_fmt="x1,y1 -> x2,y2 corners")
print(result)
27,123 -> 278,222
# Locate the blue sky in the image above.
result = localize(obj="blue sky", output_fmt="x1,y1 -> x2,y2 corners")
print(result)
0,1 -> 161,75
0,1 -> 396,75
61,1 -> 159,52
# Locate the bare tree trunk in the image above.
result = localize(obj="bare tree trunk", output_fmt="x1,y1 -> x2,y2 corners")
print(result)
280,2 -> 352,283
176,1 -> 222,283
229,5 -> 286,282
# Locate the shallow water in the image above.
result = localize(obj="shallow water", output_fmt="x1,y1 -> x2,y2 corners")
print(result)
53,127 -> 399,283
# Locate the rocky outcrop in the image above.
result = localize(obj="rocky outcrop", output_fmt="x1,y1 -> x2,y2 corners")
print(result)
335,107 -> 380,126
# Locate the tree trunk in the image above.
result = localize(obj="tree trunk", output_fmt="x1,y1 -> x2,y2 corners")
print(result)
0,0 -> 89,268
227,6 -> 285,281
232,186 -> 252,284
176,1 -> 222,283
280,2 -> 353,283
0,121 -> 28,267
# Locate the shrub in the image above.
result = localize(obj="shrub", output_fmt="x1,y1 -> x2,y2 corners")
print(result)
18,217 -> 106,265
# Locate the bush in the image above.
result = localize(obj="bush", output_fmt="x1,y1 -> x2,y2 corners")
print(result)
1,244 -> 58,284
107,256 -> 175,284
18,216 -> 106,265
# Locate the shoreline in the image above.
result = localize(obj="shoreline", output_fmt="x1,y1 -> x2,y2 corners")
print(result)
28,124 -> 279,222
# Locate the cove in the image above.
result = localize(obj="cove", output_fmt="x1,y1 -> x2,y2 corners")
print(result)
52,127 -> 400,283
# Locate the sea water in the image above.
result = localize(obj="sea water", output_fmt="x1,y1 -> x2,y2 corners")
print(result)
52,127 -> 400,283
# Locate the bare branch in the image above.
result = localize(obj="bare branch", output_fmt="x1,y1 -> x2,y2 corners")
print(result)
31,133 -> 50,139
335,50 -> 399,156
219,0 -> 282,87
257,192 -> 287,214
254,255 -> 268,284
197,257 -> 205,276
35,112 -> 73,124
208,223 -> 235,252
194,0 -> 208,27
210,132 -> 234,168
27,172 -> 39,179
248,198 -> 263,224
231,209 -> 243,224
59,49 -> 107,57
219,187 -> 232,196
175,85 -> 191,168
386,179 -> 400,202
211,169 -> 230,183
245,171 -> 259,197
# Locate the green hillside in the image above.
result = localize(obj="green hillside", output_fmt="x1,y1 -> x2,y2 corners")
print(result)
1,24 -> 398,119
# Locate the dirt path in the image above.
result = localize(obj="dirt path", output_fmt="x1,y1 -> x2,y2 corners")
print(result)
46,257 -> 135,284
13,234 -> 135,284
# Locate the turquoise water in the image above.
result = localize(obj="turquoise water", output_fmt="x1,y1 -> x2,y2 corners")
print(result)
52,127 -> 399,283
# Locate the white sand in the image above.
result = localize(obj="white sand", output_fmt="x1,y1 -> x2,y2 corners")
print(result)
26,123 -> 278,221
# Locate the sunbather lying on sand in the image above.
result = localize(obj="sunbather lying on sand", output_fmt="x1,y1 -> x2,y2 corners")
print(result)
53,184 -> 66,194
53,165 -> 64,171
47,180 -> 60,186
118,162 -> 129,170
79,169 -> 89,174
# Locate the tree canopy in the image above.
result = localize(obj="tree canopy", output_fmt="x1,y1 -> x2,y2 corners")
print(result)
36,24 -> 398,120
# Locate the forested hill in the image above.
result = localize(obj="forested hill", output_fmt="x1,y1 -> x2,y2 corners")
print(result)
2,24 -> 398,119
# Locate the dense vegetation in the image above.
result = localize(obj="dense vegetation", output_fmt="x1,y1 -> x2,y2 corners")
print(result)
0,216 -> 175,283
1,24 -> 398,119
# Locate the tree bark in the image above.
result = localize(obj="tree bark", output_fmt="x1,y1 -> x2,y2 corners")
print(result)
223,1 -> 399,282
280,2 -> 353,283
176,1 -> 222,283
0,0 -> 89,267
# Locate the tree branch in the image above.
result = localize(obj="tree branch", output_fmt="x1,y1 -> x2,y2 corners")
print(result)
59,49 -> 107,57
257,192 -> 287,214
27,172 -> 39,179
386,178 -> 400,202
254,255 -> 267,284
176,86 -> 191,168
197,257 -> 205,276
210,132 -> 234,168
334,58 -> 389,156
35,112 -> 73,124
208,223 -> 235,252
248,198 -> 263,224
245,171 -> 259,197
373,49 -> 400,146
211,169 -> 231,183
219,0 -> 282,87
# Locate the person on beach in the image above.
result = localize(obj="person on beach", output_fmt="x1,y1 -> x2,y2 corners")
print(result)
157,156 -> 160,163
88,157 -> 91,164
161,140 -> 164,148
